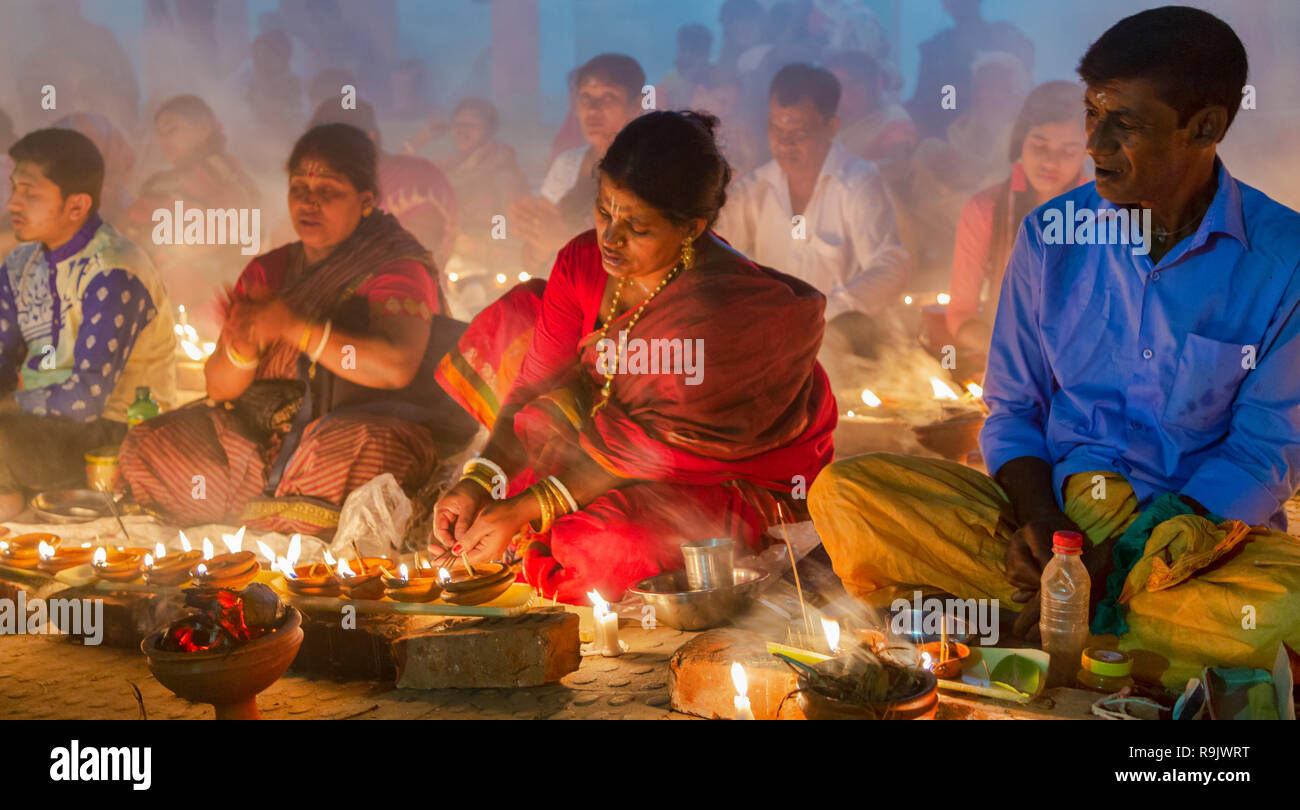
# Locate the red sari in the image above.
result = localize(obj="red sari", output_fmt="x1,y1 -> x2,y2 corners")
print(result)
436,230 -> 837,602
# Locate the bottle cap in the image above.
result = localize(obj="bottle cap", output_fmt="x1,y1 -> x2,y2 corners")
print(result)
136,386 -> 151,399
1052,530 -> 1083,554
1081,647 -> 1132,677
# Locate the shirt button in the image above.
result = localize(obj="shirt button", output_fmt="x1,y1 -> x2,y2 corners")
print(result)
1143,349 -> 1153,359
1152,271 -> 1161,282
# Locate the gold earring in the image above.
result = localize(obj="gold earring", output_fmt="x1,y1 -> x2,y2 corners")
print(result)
680,237 -> 695,271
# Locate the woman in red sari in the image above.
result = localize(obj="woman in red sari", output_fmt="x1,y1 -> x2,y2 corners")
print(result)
433,111 -> 837,603
121,124 -> 467,534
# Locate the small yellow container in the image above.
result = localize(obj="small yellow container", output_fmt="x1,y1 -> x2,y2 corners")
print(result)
1077,647 -> 1134,693
85,445 -> 122,493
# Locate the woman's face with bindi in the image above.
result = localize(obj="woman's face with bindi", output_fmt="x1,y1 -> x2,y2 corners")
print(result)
593,173 -> 700,281
287,155 -> 374,256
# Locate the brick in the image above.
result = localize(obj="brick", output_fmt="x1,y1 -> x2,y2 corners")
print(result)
669,628 -> 805,720
393,609 -> 580,689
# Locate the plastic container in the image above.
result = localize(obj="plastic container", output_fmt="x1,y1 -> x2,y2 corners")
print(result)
126,386 -> 160,427
84,445 -> 122,492
1040,530 -> 1090,689
1076,646 -> 1135,693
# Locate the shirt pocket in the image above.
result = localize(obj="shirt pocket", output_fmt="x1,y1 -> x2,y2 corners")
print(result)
1162,332 -> 1250,433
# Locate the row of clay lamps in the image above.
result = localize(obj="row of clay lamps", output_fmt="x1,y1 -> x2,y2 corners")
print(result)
284,558 -> 394,600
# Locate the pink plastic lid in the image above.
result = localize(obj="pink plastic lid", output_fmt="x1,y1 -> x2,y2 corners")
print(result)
1053,530 -> 1084,554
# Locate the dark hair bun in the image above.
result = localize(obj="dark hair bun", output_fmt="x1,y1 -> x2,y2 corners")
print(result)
597,110 -> 732,227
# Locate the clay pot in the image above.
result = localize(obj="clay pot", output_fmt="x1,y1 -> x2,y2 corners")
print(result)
191,551 -> 259,590
37,546 -> 97,573
143,550 -> 204,586
93,548 -> 147,582
440,561 -> 517,606
284,563 -> 343,597
796,669 -> 939,720
917,641 -> 972,679
141,608 -> 304,720
1,533 -> 60,569
381,570 -> 443,603
339,569 -> 385,600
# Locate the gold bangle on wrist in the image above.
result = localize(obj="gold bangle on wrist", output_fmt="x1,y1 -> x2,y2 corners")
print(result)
298,322 -> 314,353
541,478 -> 571,519
460,471 -> 495,497
529,483 -> 554,534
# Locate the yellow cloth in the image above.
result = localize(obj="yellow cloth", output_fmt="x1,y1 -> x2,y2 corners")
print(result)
809,453 -> 1300,687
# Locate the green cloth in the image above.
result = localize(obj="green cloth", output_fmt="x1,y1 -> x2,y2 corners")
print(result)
1091,493 -> 1222,635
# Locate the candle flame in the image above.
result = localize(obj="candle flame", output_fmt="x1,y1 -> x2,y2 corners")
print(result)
588,589 -> 609,617
276,557 -> 296,579
904,295 -> 913,305
256,540 -> 277,563
335,557 -> 354,578
202,537 -> 214,560
860,389 -> 882,408
921,651 -> 934,672
929,377 -> 960,400
323,550 -> 336,566
966,382 -> 983,398
438,567 -> 451,584
287,534 -> 301,567
0,540 -> 9,553
180,339 -> 203,361
399,563 -> 409,581
821,617 -> 841,653
38,541 -> 55,560
936,292 -> 951,305
179,530 -> 192,553
93,547 -> 107,566
154,542 -> 166,559
222,526 -> 246,554
731,662 -> 749,697
196,563 -> 208,577
144,553 -> 154,568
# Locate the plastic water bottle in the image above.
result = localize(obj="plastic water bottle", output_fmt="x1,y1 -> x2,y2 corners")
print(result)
1039,530 -> 1090,688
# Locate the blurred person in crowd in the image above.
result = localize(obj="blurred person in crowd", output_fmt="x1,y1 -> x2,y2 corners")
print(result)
310,99 -> 458,271
436,98 -> 530,317
0,129 -> 176,520
715,64 -> 908,386
658,24 -> 713,110
945,81 -> 1089,364
51,113 -> 137,227
126,95 -> 262,335
511,54 -> 646,275
827,50 -> 917,165
17,0 -> 142,134
121,123 -> 473,534
905,0 -> 1034,139
431,111 -> 834,602
0,110 -> 14,256
309,68 -> 358,112
691,64 -> 764,177
246,30 -> 306,147
718,0 -> 765,74
892,51 -> 1032,286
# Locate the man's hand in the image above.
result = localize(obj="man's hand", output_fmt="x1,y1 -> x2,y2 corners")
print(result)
1006,512 -> 1083,639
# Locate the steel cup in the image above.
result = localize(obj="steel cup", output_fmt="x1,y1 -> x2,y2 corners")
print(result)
680,537 -> 734,591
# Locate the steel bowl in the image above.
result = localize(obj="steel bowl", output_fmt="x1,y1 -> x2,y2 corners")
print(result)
629,567 -> 769,631
29,489 -> 121,523
888,607 -> 973,645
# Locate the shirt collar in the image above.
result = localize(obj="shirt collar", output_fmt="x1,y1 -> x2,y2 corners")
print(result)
757,141 -> 854,202
1192,158 -> 1248,251
43,214 -> 102,266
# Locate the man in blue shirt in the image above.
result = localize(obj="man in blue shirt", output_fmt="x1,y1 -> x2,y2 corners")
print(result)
809,6 -> 1300,684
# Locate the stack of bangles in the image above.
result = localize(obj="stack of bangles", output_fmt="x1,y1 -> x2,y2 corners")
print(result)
225,342 -> 261,370
527,476 -> 578,534
461,457 -> 507,498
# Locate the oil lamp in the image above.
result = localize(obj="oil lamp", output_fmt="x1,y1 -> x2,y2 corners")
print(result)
92,546 -> 147,582
1,533 -> 60,569
144,539 -> 203,586
37,538 -> 96,573
190,549 -> 258,589
381,560 -> 443,602
439,561 -> 517,606
336,557 -> 385,600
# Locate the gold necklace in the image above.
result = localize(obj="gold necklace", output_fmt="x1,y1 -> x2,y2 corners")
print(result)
590,261 -> 684,416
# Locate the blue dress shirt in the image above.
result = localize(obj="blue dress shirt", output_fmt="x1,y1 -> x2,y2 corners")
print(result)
980,160 -> 1300,530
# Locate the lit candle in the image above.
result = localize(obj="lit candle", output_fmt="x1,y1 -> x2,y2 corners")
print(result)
589,589 -> 622,657
731,662 -> 755,720
821,617 -> 841,655
179,530 -> 192,553
202,537 -> 214,560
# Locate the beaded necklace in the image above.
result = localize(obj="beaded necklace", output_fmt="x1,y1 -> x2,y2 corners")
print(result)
589,259 -> 685,416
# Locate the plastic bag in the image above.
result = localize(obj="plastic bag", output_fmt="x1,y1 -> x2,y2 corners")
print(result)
329,473 -> 412,560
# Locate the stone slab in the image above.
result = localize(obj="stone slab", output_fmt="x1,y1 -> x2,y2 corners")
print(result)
394,608 -> 580,689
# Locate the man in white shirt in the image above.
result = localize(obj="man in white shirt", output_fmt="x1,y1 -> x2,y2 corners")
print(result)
716,63 -> 909,326
513,54 -> 646,276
